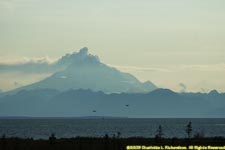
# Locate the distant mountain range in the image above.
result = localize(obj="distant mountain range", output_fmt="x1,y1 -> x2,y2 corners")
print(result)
0,47 -> 224,117
0,88 -> 224,117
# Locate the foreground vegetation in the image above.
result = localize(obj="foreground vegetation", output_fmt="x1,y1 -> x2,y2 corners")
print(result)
0,136 -> 225,150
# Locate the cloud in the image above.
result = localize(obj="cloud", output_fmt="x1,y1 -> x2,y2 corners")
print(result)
0,56 -> 57,74
22,56 -> 54,64
108,64 -> 172,73
179,64 -> 225,72
1,55 -> 225,76
109,64 -> 225,73
0,47 -> 100,74
0,56 -> 54,65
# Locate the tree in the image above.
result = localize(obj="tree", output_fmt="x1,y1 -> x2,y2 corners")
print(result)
155,125 -> 164,139
186,122 -> 192,138
117,132 -> 121,138
49,133 -> 56,140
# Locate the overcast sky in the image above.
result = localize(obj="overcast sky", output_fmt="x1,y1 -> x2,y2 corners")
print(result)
0,0 -> 225,92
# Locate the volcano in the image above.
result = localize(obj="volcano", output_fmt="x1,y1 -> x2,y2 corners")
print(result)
12,47 -> 157,93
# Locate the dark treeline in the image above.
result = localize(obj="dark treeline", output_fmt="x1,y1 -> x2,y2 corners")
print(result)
1,136 -> 225,150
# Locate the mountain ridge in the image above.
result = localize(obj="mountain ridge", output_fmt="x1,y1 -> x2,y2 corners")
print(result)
0,88 -> 224,117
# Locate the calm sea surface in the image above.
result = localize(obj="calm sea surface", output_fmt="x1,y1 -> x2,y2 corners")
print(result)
0,118 -> 224,139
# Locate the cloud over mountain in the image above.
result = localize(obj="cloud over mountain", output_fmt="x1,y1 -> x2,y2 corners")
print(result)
5,47 -> 157,94
0,47 -> 101,74
0,56 -> 54,73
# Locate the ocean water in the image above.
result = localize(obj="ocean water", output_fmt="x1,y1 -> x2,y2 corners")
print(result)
0,118 -> 224,139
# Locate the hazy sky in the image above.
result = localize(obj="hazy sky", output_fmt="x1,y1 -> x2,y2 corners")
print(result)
0,0 -> 225,92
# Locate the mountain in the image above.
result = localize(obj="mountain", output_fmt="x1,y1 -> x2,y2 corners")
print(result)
8,47 -> 157,94
0,88 -> 224,117
1,47 -> 224,117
